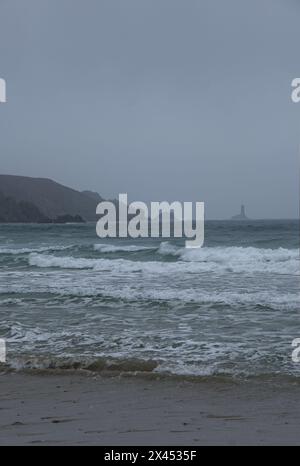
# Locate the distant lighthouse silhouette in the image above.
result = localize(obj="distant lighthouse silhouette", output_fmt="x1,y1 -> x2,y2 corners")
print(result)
232,204 -> 248,220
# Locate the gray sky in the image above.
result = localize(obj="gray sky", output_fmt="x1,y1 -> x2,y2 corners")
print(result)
0,0 -> 299,219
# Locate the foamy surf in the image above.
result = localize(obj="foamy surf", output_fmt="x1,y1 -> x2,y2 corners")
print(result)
0,245 -> 74,255
28,244 -> 300,275
1,220 -> 299,380
94,243 -> 156,253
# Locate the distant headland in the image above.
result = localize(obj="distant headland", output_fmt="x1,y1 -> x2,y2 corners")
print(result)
0,174 -> 104,223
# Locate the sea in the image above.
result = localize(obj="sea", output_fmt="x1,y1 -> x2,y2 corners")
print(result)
0,220 -> 299,380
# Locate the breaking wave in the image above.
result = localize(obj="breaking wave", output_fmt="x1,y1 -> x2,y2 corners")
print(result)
28,244 -> 300,275
1,284 -> 297,310
0,245 -> 74,255
94,243 -> 155,253
1,355 -> 159,375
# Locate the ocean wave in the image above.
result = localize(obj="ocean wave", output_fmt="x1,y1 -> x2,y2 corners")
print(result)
28,244 -> 300,275
0,245 -> 74,255
2,356 -> 159,374
54,288 -> 300,310
1,353 -> 299,381
94,243 -> 155,253
1,278 -> 298,310
113,288 -> 297,308
157,241 -> 181,256
2,319 -> 299,379
158,243 -> 299,274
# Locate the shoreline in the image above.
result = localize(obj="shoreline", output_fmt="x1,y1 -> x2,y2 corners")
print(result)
0,372 -> 299,445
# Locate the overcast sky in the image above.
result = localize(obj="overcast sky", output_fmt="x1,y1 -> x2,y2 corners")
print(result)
0,0 -> 299,218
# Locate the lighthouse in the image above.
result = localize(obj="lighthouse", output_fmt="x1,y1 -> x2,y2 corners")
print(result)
232,204 -> 248,220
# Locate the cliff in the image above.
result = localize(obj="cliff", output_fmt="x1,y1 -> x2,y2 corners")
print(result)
0,191 -> 85,223
0,175 -> 101,221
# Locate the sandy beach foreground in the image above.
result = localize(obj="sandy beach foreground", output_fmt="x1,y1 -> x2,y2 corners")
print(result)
0,372 -> 299,446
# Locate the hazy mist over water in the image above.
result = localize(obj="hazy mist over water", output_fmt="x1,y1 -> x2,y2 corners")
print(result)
0,0 -> 299,219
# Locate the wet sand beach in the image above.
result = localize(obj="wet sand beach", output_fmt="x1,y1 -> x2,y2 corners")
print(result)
0,373 -> 299,446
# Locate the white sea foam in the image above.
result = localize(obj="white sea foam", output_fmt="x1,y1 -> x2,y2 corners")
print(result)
0,284 -> 300,311
157,241 -> 181,256
28,244 -> 300,276
55,286 -> 299,310
2,222 -> 300,380
4,268 -> 298,310
94,243 -> 155,253
158,243 -> 299,274
0,245 -> 73,255
3,320 -> 299,377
